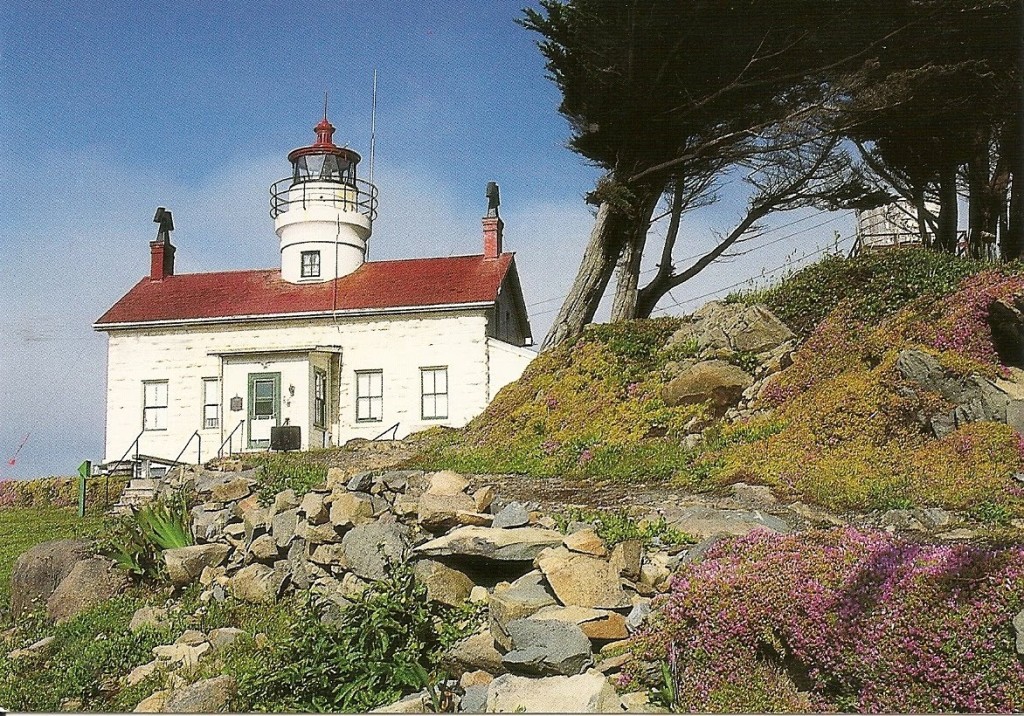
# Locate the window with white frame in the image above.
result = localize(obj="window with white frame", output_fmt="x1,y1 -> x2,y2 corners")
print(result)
301,250 -> 321,278
421,367 -> 448,420
202,378 -> 220,429
314,369 -> 327,427
143,380 -> 168,431
355,370 -> 383,422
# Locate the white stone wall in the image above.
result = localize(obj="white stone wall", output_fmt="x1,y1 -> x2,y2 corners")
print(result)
487,338 -> 536,402
101,310 -> 503,464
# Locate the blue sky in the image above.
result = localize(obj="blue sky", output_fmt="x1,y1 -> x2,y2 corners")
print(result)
0,1 -> 853,478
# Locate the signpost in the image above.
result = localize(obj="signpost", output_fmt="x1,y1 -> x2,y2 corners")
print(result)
77,460 -> 91,517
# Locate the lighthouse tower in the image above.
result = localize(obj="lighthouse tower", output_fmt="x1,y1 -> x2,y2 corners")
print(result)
270,113 -> 378,283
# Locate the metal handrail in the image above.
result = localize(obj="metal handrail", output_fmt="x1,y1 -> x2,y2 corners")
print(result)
173,430 -> 202,466
372,422 -> 400,441
269,177 -> 378,222
217,420 -> 246,458
113,429 -> 145,471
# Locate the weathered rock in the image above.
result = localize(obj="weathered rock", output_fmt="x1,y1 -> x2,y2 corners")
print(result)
299,491 -> 330,525
626,601 -> 652,632
287,538 -> 314,589
242,506 -> 271,544
662,360 -> 753,414
730,482 -> 777,505
460,670 -> 495,688
310,543 -> 349,566
134,689 -> 171,713
130,606 -> 169,633
671,301 -> 794,354
563,529 -> 609,558
296,519 -> 340,544
418,491 -> 479,533
460,684 -> 488,714
191,506 -> 233,541
247,534 -> 280,562
486,672 -> 622,713
163,544 -> 231,587
209,476 -> 253,503
208,627 -> 245,652
176,629 -> 208,646
415,526 -> 563,562
370,691 -> 430,713
1013,609 -> 1024,655
473,486 -> 496,513
609,540 -> 643,581
329,492 -> 375,528
229,563 -> 286,603
502,618 -> 593,676
917,507 -> 953,530
341,522 -> 410,581
413,559 -> 475,606
666,506 -> 789,539
271,508 -> 300,548
445,630 -> 506,675
492,502 -> 531,529
271,489 -> 301,515
126,660 -> 160,687
153,642 -> 211,669
326,466 -> 347,491
47,557 -> 129,623
8,635 -> 57,661
536,547 -> 631,609
10,539 -> 92,617
427,470 -> 471,496
161,675 -> 236,713
881,509 -> 926,532
489,571 -> 559,650
580,612 -> 629,641
785,502 -> 845,528
343,471 -> 374,492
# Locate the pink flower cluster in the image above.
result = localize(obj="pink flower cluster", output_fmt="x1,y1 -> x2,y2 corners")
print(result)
628,528 -> 1024,712
930,271 -> 1024,367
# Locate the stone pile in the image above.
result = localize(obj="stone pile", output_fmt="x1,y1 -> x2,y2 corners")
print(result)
152,466 -> 712,712
658,301 -> 796,428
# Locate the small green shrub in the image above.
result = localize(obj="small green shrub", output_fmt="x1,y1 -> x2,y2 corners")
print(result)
552,507 -> 695,548
233,564 -> 478,712
250,453 -> 329,503
99,496 -> 193,578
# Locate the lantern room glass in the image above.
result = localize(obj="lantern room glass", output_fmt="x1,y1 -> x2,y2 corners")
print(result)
291,153 -> 355,184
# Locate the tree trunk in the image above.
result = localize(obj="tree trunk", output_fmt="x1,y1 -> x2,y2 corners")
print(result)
541,202 -> 625,350
936,163 -> 960,254
1002,115 -> 1023,260
609,186 -> 662,322
913,185 -> 931,248
968,130 -> 988,258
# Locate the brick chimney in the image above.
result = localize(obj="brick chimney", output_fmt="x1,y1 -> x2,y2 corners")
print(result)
483,181 -> 503,259
149,207 -> 176,281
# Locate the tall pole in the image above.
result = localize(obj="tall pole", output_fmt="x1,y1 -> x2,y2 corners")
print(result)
369,69 -> 377,188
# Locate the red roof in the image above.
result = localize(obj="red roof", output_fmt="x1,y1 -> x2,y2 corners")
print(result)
96,254 -> 516,326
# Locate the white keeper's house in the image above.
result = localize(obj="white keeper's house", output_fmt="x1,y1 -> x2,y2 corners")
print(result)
94,115 -> 534,469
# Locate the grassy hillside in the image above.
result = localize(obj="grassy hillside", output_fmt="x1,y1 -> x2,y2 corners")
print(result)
420,249 -> 1024,516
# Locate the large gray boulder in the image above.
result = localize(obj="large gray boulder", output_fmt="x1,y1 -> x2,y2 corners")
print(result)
341,522 -> 410,581
486,672 -> 622,713
10,539 -> 92,617
414,526 -> 563,562
47,557 -> 130,623
670,301 -> 795,354
502,618 -> 594,676
662,360 -> 753,413
896,348 -> 1024,436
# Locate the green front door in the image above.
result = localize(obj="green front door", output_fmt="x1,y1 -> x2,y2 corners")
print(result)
247,372 -> 281,448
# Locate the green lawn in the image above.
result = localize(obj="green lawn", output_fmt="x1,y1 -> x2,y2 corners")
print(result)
0,507 -> 105,622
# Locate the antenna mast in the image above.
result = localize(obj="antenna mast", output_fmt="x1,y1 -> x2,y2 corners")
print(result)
369,69 -> 378,188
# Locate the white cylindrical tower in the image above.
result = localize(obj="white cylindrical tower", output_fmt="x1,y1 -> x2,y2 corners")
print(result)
270,114 -> 378,283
